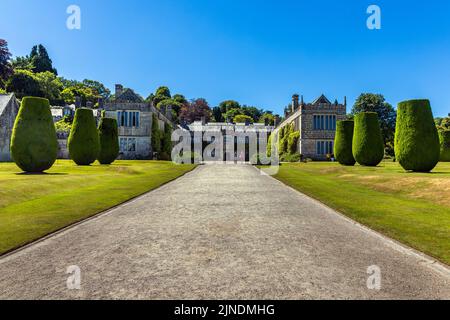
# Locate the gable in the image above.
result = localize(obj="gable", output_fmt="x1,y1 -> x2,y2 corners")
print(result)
312,94 -> 332,105
115,88 -> 144,103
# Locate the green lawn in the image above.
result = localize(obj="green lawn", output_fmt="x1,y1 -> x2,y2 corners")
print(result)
260,162 -> 450,265
0,160 -> 196,255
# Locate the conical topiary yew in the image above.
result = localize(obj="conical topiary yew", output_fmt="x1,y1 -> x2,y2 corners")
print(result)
352,112 -> 384,166
98,117 -> 119,165
10,97 -> 58,172
395,99 -> 440,172
439,130 -> 450,162
334,120 -> 356,166
68,108 -> 100,165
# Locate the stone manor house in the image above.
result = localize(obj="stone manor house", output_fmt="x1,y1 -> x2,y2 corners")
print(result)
277,94 -> 347,160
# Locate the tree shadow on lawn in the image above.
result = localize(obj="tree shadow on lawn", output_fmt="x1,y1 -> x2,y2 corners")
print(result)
15,172 -> 68,176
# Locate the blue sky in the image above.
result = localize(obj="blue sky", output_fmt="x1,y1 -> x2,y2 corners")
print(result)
1,0 -> 450,116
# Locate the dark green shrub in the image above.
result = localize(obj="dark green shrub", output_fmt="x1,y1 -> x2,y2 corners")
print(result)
280,153 -> 302,163
68,108 -> 100,165
10,97 -> 58,172
334,120 -> 356,166
151,113 -> 161,155
288,131 -> 300,154
161,124 -> 173,160
98,118 -> 119,165
352,112 -> 384,166
267,134 -> 272,157
439,130 -> 450,162
395,100 -> 440,172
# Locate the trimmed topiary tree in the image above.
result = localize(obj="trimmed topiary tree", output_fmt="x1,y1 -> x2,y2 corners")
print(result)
10,97 -> 58,172
353,112 -> 384,166
97,118 -> 119,165
334,120 -> 356,166
68,108 -> 100,165
395,99 -> 440,172
439,130 -> 450,162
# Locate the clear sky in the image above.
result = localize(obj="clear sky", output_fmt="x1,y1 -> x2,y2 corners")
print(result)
1,0 -> 450,116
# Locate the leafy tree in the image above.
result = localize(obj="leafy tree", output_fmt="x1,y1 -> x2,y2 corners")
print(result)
11,56 -> 35,71
241,105 -> 263,122
157,98 -> 182,122
173,94 -> 187,105
82,79 -> 111,99
30,44 -> 57,74
436,117 -> 450,130
259,113 -> 275,126
179,98 -> 212,124
233,114 -> 253,124
34,71 -> 63,104
223,108 -> 243,122
218,100 -> 240,114
0,39 -> 13,89
212,106 -> 224,122
61,85 -> 100,107
5,70 -> 42,98
151,86 -> 172,107
351,93 -> 396,156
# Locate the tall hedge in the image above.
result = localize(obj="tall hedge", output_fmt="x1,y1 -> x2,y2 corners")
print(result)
352,112 -> 384,166
68,108 -> 100,165
439,130 -> 450,162
151,113 -> 161,155
160,123 -> 173,160
395,99 -> 440,172
10,97 -> 58,172
334,120 -> 356,166
288,131 -> 300,154
98,118 -> 119,165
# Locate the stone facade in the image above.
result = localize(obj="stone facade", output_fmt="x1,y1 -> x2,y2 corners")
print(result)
102,84 -> 173,160
0,94 -> 20,162
277,94 -> 347,160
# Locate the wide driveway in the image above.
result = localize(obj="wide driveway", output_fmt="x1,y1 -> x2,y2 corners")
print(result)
0,164 -> 449,299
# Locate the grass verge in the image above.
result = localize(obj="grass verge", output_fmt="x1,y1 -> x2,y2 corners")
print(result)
0,160 -> 196,255
260,162 -> 450,265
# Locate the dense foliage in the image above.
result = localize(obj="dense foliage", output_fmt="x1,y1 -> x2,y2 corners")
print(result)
98,118 -> 119,165
151,113 -> 162,154
334,120 -> 356,166
395,100 -> 440,172
351,93 -> 396,156
10,97 -> 58,172
68,108 -> 100,165
352,112 -> 384,166
439,130 -> 450,162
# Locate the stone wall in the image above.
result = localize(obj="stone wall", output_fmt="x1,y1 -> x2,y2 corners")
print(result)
0,96 -> 19,162
275,98 -> 347,160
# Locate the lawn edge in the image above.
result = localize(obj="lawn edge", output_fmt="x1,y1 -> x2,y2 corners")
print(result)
254,166 -> 450,275
0,164 -> 199,260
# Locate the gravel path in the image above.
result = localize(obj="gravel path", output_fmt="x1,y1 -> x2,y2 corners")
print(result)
0,164 -> 449,300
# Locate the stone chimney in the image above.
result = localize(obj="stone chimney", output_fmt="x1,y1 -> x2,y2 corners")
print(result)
75,96 -> 81,109
292,94 -> 299,113
115,84 -> 123,97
